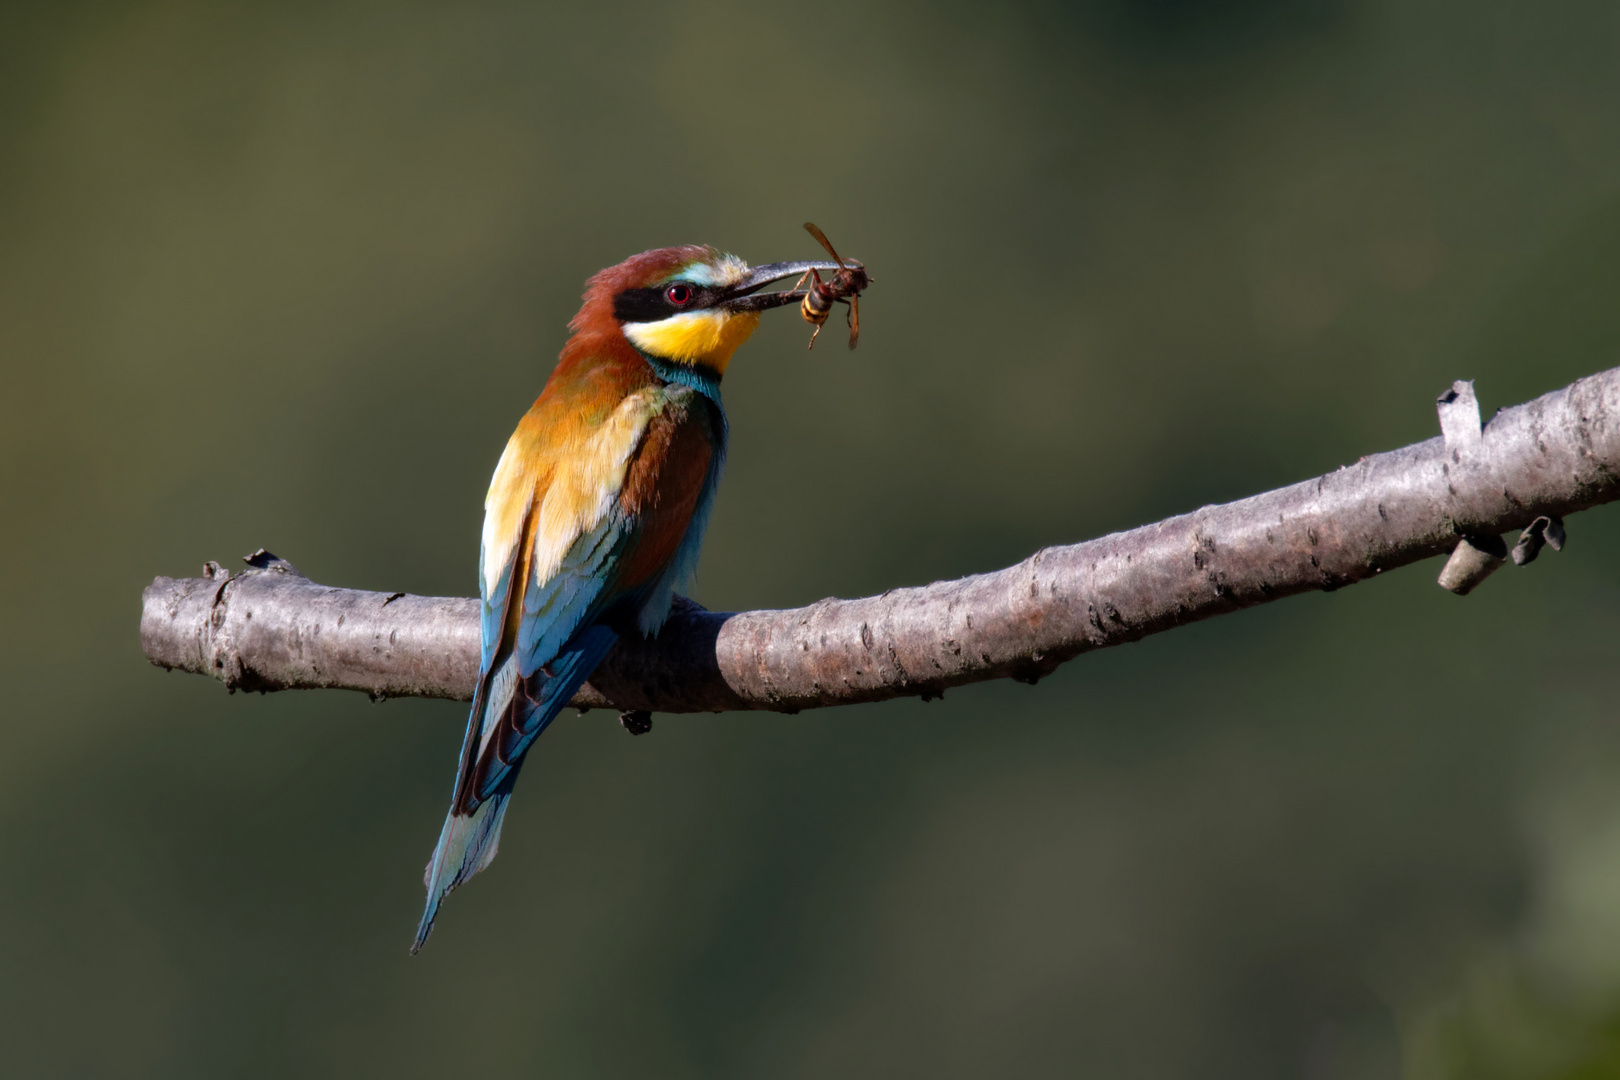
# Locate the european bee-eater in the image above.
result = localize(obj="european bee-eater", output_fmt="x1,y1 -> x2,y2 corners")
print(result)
413,244 -> 846,952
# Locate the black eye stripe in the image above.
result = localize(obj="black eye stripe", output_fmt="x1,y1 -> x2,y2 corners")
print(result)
614,283 -> 721,323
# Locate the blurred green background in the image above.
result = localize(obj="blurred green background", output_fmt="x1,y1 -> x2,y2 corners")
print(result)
5,1 -> 1620,1076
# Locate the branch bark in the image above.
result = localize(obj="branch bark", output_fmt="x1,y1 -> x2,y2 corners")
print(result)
141,367 -> 1620,714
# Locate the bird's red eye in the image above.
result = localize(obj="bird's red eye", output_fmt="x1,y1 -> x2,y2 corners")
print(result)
666,284 -> 693,306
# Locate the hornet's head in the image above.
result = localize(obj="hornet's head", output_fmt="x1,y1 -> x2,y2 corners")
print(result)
569,245 -> 845,376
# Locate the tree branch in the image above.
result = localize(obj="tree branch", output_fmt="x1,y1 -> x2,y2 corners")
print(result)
141,367 -> 1620,714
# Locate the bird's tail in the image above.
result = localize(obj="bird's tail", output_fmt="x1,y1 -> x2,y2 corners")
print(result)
410,626 -> 619,953
411,793 -> 510,954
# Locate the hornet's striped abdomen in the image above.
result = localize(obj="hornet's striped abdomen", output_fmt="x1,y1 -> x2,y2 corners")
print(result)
800,274 -> 835,328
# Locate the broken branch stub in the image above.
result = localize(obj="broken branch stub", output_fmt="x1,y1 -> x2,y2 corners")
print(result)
1433,378 -> 1504,594
1437,379 -> 1483,452
1437,534 -> 1508,595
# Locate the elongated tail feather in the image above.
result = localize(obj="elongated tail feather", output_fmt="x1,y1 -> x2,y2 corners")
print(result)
411,624 -> 619,952
412,793 -> 510,953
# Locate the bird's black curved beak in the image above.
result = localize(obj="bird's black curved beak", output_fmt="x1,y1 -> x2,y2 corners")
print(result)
719,260 -> 844,313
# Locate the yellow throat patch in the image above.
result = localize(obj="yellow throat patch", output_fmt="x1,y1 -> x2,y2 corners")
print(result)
622,309 -> 762,374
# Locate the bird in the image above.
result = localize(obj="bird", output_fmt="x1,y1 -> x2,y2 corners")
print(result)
412,243 -> 846,952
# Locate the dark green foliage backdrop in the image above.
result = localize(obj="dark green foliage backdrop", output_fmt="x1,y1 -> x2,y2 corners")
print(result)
5,1 -> 1620,1076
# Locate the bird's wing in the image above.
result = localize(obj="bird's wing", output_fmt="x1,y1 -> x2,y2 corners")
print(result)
451,383 -> 696,812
